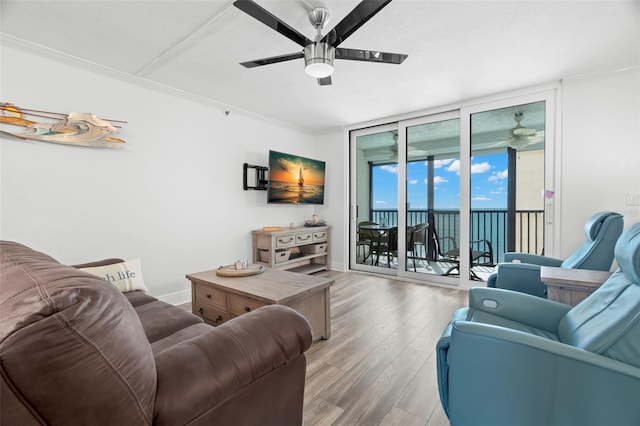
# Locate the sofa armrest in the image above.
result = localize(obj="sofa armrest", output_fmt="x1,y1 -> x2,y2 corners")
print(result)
503,252 -> 563,266
468,287 -> 571,333
153,304 -> 312,425
492,262 -> 548,298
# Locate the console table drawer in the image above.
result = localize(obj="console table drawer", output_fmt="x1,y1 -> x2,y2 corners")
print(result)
275,235 -> 296,248
312,231 -> 327,242
229,294 -> 268,315
194,283 -> 227,308
194,303 -> 231,326
295,232 -> 313,244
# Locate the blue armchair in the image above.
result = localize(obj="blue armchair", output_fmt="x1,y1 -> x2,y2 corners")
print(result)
487,211 -> 623,297
436,222 -> 640,426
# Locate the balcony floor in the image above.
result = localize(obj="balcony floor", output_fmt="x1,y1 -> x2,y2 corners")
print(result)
357,253 -> 495,282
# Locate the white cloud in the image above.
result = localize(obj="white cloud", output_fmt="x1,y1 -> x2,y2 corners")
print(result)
380,165 -> 398,174
434,176 -> 448,185
446,159 -> 460,174
488,169 -> 508,182
471,161 -> 491,174
375,200 -> 387,205
424,176 -> 448,186
408,179 -> 418,185
473,196 -> 491,201
432,158 -> 455,169
439,159 -> 492,175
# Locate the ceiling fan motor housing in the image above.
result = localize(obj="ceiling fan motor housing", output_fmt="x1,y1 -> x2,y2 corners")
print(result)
304,42 -> 335,78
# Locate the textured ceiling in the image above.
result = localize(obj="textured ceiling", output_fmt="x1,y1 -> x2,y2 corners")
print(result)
1,0 -> 638,134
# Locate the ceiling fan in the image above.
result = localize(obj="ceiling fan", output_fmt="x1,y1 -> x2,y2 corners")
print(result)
499,110 -> 544,150
233,0 -> 408,86
368,131 -> 428,161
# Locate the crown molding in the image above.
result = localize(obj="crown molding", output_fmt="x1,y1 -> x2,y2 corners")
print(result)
1,34 -> 313,135
562,63 -> 639,83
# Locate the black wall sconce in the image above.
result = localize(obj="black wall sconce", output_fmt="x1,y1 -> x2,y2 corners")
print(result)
243,163 -> 268,190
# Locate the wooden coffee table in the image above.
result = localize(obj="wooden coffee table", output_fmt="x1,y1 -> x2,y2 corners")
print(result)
187,267 -> 334,340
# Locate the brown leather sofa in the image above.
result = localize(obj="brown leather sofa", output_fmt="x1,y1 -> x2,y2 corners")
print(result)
0,241 -> 312,425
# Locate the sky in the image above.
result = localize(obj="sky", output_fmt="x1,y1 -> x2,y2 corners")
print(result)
372,152 -> 509,210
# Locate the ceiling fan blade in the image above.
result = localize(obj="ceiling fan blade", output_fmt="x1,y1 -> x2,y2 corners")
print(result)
240,52 -> 304,68
321,0 -> 392,47
335,48 -> 407,64
233,0 -> 311,47
318,76 -> 332,86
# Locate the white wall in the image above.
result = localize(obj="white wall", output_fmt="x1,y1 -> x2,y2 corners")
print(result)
0,46 -> 328,303
2,44 -> 637,298
312,130 -> 347,271
559,66 -> 640,257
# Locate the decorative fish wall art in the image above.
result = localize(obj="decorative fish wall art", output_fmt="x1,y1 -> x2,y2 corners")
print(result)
0,103 -> 127,148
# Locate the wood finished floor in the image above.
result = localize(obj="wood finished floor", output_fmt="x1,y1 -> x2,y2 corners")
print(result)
180,270 -> 467,425
303,271 -> 466,426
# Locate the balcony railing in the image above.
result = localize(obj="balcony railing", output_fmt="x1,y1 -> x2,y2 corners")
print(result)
371,209 -> 544,263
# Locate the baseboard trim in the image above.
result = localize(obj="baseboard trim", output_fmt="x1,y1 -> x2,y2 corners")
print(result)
330,261 -> 346,272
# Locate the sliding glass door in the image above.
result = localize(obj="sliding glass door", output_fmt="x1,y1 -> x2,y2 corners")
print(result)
399,111 -> 461,284
351,124 -> 399,274
469,100 -> 547,279
465,93 -> 555,283
349,89 -> 556,287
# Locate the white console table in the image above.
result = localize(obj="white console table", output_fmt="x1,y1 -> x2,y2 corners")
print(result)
252,226 -> 330,274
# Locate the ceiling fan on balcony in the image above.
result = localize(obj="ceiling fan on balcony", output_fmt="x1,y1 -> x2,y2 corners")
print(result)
497,110 -> 545,150
368,131 -> 428,162
233,0 -> 408,86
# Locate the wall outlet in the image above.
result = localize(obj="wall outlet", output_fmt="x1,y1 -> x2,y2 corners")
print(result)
626,192 -> 640,206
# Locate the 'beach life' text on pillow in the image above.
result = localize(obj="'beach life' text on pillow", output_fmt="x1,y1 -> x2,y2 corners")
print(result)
80,258 -> 148,293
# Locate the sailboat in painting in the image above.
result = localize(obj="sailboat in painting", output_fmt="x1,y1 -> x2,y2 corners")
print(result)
298,167 -> 304,186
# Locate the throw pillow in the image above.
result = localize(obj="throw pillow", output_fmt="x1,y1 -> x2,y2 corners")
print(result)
80,258 -> 148,293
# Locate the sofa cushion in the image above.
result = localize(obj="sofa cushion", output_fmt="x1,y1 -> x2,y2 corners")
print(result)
133,299 -> 203,344
150,323 -> 213,355
0,241 -> 157,425
126,289 -> 159,307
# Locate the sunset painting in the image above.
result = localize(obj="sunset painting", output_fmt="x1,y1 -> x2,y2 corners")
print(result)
268,150 -> 326,204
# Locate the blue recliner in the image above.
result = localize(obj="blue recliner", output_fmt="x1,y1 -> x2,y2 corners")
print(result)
436,222 -> 640,426
487,211 -> 623,297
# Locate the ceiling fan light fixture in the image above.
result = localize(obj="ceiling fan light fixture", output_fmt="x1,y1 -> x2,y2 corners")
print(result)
304,42 -> 335,78
305,61 -> 334,78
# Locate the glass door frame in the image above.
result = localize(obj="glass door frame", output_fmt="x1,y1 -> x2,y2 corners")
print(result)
396,110 -> 462,286
349,122 -> 399,276
348,87 -> 559,289
460,89 -> 558,289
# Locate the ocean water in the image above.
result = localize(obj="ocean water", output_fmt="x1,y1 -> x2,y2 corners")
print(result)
268,181 -> 324,205
372,209 -> 541,263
